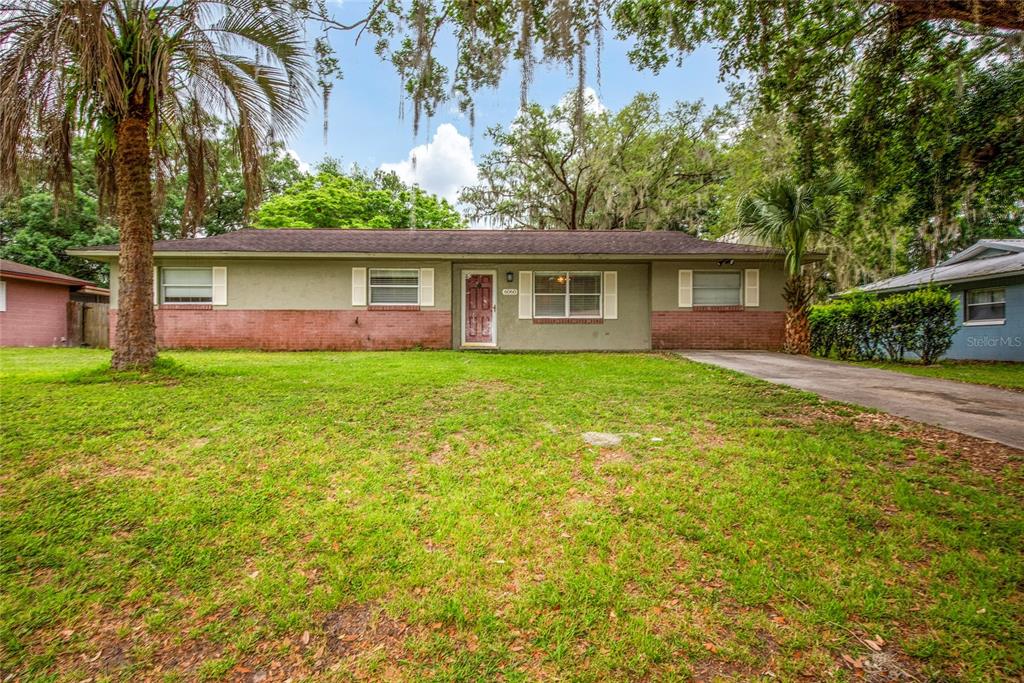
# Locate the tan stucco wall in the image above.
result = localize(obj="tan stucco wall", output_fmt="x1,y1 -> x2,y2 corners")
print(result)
452,262 -> 651,351
110,258 -> 452,310
650,260 -> 787,312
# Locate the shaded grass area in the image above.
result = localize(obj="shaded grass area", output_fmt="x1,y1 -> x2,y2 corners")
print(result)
1,348 -> 1021,681
847,359 -> 1024,392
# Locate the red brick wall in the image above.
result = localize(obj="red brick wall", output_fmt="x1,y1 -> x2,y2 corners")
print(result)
651,308 -> 785,350
0,278 -> 71,347
109,308 -> 452,351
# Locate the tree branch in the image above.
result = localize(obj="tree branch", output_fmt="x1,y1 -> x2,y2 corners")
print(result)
882,0 -> 1024,32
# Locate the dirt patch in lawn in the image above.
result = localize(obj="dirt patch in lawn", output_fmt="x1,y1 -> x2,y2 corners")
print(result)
689,421 -> 731,450
689,656 -> 766,681
428,440 -> 453,465
596,448 -> 634,467
29,600 -> 416,681
41,603 -> 227,680
460,379 -> 514,396
321,602 -> 408,657
780,404 -> 1022,477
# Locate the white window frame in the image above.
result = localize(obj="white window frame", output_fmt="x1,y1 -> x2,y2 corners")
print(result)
964,287 -> 1006,326
368,268 -> 420,306
532,271 -> 603,319
0,280 -> 6,312
692,270 -> 743,307
161,267 -> 213,304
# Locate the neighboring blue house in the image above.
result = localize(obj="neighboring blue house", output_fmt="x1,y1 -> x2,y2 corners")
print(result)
858,239 -> 1023,361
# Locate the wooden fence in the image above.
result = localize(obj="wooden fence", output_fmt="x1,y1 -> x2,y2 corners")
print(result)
67,302 -> 109,348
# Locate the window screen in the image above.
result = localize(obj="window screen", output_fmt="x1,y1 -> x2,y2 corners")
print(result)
693,271 -> 741,306
369,268 -> 419,305
965,288 -> 1006,322
162,268 -> 213,303
533,272 -> 602,318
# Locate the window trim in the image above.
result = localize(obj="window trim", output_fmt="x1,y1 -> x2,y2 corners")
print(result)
964,287 -> 1006,325
161,266 -> 214,304
691,270 -> 743,307
368,267 -> 420,306
532,270 -> 603,319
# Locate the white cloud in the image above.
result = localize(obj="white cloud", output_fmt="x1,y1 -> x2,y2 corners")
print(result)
559,86 -> 606,115
380,124 -> 478,204
285,148 -> 311,174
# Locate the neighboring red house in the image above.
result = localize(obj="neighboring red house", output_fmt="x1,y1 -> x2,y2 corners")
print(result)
0,259 -> 107,347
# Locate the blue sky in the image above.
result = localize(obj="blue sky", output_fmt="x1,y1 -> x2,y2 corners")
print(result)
285,4 -> 731,203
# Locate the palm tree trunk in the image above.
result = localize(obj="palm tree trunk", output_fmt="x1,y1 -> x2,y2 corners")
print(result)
784,306 -> 811,354
782,274 -> 812,355
111,115 -> 157,370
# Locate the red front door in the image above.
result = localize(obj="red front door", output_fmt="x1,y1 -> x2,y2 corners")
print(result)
465,273 -> 494,344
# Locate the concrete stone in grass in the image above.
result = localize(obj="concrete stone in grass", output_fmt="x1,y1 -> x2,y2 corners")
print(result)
582,432 -> 622,447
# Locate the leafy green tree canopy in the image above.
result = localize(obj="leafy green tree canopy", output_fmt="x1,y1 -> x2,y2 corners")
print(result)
461,92 -> 725,231
254,162 -> 465,229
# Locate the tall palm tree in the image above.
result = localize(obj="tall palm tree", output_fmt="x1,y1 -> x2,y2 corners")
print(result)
0,1 -> 313,369
739,178 -> 843,354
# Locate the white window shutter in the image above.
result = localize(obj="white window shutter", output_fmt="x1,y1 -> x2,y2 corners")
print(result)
603,271 -> 618,320
677,270 -> 693,308
212,267 -> 228,305
744,268 -> 760,307
153,266 -> 159,304
419,268 -> 434,306
351,267 -> 366,306
518,271 -> 533,319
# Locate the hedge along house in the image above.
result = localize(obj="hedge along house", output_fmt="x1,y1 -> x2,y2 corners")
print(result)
858,239 -> 1024,361
69,229 -> 794,352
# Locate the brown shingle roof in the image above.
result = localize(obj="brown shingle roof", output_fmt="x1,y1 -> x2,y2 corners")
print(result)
0,259 -> 91,286
73,228 -> 781,257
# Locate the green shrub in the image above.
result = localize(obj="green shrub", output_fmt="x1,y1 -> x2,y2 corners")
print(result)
809,291 -> 879,360
904,288 -> 958,364
809,287 -> 957,364
874,294 -> 918,361
808,305 -> 837,357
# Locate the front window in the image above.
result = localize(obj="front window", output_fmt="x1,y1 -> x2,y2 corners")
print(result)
693,271 -> 741,306
965,288 -> 1005,323
534,271 -> 602,318
162,268 -> 213,303
369,268 -> 419,305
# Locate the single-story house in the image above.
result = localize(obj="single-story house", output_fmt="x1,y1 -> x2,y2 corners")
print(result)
0,259 -> 110,347
858,239 -> 1023,361
69,228 -> 797,352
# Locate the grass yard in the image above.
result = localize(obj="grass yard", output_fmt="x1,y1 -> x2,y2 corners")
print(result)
1,349 -> 1022,682
848,360 -> 1024,392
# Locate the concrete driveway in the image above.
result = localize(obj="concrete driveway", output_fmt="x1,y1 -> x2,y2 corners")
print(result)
680,351 -> 1024,450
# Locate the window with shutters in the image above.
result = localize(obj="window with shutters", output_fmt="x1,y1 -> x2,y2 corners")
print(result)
369,268 -> 419,305
533,272 -> 602,318
162,267 -> 213,303
692,271 -> 741,306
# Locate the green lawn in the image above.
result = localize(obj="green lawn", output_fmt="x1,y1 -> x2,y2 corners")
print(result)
2,349 -> 1022,682
849,360 -> 1024,392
